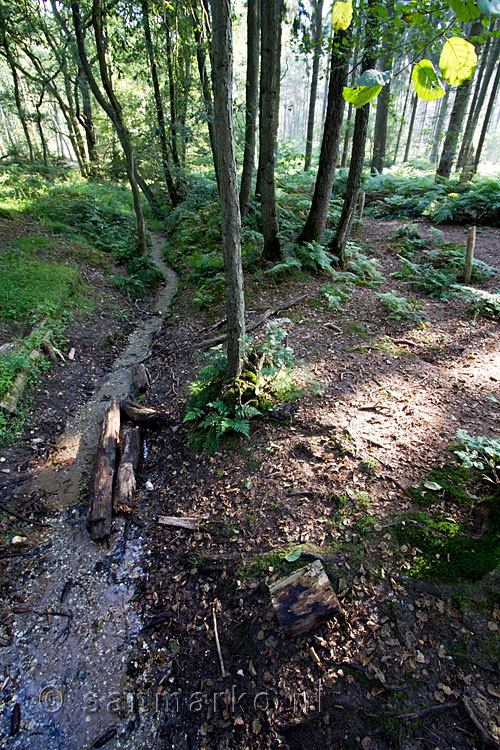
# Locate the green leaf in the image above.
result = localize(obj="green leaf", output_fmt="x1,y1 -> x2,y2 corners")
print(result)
342,84 -> 383,108
448,0 -> 481,21
285,547 -> 303,562
412,60 -> 446,100
332,0 -> 353,30
439,37 -> 478,85
477,0 -> 500,14
355,69 -> 392,86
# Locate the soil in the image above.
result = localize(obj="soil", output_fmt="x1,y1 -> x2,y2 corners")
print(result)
1,218 -> 499,750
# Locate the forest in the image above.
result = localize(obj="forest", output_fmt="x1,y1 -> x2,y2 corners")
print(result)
0,0 -> 500,747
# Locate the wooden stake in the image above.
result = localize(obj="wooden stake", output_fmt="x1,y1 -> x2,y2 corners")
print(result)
357,191 -> 366,221
464,225 -> 476,284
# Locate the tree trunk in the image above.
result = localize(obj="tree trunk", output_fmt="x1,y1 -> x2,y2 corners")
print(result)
330,0 -> 377,266
471,58 -> 500,177
460,36 -> 500,180
429,89 -> 450,164
77,68 -> 99,173
164,15 -> 181,174
403,94 -> 418,162
370,52 -> 392,173
142,0 -> 180,205
239,0 -> 260,217
259,0 -> 281,261
0,23 -> 35,161
71,0 -> 147,254
191,0 -> 219,189
436,20 -> 483,179
340,40 -> 359,169
297,28 -> 350,244
393,76 -> 411,162
304,0 -> 324,171
209,0 -> 246,380
35,90 -> 48,167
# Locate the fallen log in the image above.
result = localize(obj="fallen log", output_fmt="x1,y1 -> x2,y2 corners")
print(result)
121,399 -> 168,428
114,426 -> 141,514
196,294 -> 307,350
131,363 -> 151,395
87,397 -> 120,540
0,350 -> 42,415
158,516 -> 203,530
269,559 -> 340,636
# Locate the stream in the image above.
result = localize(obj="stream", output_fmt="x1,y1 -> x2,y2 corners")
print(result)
1,233 -> 177,749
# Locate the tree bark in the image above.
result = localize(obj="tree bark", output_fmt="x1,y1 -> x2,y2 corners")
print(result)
142,0 -> 180,205
87,398 -> 120,540
71,0 -> 147,254
471,57 -> 500,176
209,0 -> 246,380
329,0 -> 377,265
239,0 -> 260,217
436,20 -> 483,179
259,0 -> 281,261
304,0 -> 324,171
0,20 -> 35,161
297,28 -> 350,244
403,94 -> 418,163
429,89 -> 450,164
114,426 -> 141,514
393,75 -> 411,163
370,48 -> 392,173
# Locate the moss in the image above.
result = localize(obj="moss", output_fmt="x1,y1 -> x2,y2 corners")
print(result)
395,497 -> 500,582
342,321 -> 375,340
409,465 -> 471,506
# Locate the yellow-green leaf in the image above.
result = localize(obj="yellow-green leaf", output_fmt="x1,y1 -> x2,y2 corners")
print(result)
412,60 -> 446,101
448,0 -> 480,21
332,0 -> 353,30
439,37 -> 477,86
342,84 -> 383,108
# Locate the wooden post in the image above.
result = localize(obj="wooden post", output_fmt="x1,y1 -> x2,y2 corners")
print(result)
269,559 -> 340,636
356,191 -> 366,221
87,397 -> 120,540
464,225 -> 476,284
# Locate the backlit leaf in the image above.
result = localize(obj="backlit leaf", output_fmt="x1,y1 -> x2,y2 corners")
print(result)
439,37 -> 477,85
342,84 -> 383,108
448,0 -> 481,21
412,60 -> 446,100
332,0 -> 353,30
356,69 -> 392,86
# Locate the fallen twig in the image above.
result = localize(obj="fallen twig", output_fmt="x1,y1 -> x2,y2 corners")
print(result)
462,696 -> 500,748
213,603 -> 226,678
0,501 -> 50,527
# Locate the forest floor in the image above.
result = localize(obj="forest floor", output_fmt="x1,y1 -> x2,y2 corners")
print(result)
0,217 -> 499,749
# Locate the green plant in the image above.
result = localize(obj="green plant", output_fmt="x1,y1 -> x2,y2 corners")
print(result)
457,288 -> 500,320
377,290 -> 427,323
454,430 -> 500,485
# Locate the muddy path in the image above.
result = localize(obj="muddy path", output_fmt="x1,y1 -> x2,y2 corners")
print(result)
1,233 -> 177,749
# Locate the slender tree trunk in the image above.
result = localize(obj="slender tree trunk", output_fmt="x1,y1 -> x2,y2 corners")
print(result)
209,0 -> 245,379
297,28 -> 350,244
239,0 -> 260,217
259,0 -> 281,261
471,58 -> 500,176
304,0 -> 324,171
164,15 -> 181,174
330,0 -> 377,266
403,94 -> 418,162
71,0 -> 147,254
393,76 -> 411,162
77,67 -> 99,174
191,0 -> 219,188
460,36 -> 500,179
370,50 -> 392,173
0,24 -> 34,161
429,89 -> 450,163
142,0 -> 180,205
436,20 -> 483,179
0,102 -> 14,149
35,89 -> 48,167
340,40 -> 359,168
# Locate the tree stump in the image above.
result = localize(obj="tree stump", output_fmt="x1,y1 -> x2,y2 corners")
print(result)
87,397 -> 120,540
269,559 -> 340,636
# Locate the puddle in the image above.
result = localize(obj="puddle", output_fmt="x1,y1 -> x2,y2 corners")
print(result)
1,234 -> 177,748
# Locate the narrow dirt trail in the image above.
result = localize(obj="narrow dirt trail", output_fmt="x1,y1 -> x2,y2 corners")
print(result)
2,234 -> 177,749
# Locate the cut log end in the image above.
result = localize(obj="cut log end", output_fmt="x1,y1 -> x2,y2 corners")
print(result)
269,559 -> 340,636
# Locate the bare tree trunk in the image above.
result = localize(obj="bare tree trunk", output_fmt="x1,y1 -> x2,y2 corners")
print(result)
330,0 -> 377,266
142,0 -> 180,205
35,89 -> 49,167
304,0 -> 324,171
370,50 -> 392,173
403,94 -> 418,163
259,0 -> 281,261
164,14 -> 181,175
393,76 -> 411,162
0,23 -> 35,161
77,67 -> 99,174
471,58 -> 500,176
340,40 -> 359,168
297,27 -> 350,244
209,0 -> 246,380
71,0 -> 147,254
429,89 -> 450,164
239,0 -> 260,217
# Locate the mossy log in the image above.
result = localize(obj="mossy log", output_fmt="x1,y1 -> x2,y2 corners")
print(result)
121,399 -> 168,428
269,559 -> 340,636
0,350 -> 42,415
